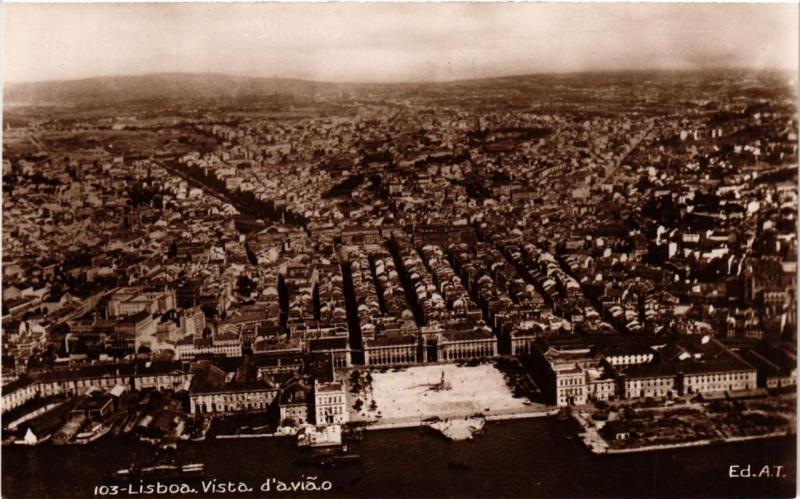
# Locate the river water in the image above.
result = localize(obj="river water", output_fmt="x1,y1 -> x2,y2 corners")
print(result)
2,418 -> 795,498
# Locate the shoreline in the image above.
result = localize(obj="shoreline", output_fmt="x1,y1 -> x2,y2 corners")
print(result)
360,407 -> 559,432
602,431 -> 795,455
571,409 -> 796,456
215,433 -> 281,439
8,409 -> 792,454
212,407 -> 560,439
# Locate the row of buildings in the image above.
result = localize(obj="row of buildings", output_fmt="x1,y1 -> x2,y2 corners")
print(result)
2,353 -> 349,428
534,334 -> 794,406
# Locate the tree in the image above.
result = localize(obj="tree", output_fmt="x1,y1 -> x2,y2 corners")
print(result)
237,274 -> 256,297
167,241 -> 178,259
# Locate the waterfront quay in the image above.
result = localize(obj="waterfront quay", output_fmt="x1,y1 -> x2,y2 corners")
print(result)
2,417 -> 796,499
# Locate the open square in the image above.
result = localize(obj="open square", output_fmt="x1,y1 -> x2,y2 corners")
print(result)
346,362 -> 547,425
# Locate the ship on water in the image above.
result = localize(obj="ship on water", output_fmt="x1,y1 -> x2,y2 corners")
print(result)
109,447 -> 205,481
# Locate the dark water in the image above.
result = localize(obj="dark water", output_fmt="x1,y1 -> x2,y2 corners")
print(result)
2,418 -> 795,498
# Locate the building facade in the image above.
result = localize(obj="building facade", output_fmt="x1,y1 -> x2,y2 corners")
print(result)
313,380 -> 348,425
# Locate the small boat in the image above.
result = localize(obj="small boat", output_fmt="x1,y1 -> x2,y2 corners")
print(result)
14,433 -> 52,446
180,463 -> 206,476
112,462 -> 205,480
75,425 -> 111,445
295,448 -> 361,468
160,441 -> 178,451
111,445 -> 204,482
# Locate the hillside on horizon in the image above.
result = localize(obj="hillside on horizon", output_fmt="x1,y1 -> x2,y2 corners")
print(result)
3,73 -> 364,106
4,68 -> 791,106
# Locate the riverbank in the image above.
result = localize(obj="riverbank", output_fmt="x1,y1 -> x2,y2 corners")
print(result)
603,430 -> 796,455
4,417 -> 795,499
214,405 -> 558,441
362,406 -> 557,433
216,433 -> 282,439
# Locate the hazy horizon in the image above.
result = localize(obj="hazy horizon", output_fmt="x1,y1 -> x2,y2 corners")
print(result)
5,66 -> 799,87
4,3 -> 798,85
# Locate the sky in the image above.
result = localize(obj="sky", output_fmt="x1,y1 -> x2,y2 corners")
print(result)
3,3 -> 798,83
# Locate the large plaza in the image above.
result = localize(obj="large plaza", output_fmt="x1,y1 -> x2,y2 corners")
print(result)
345,362 -> 548,425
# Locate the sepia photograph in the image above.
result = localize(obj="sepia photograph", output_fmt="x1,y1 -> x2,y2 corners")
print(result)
1,2 -> 798,498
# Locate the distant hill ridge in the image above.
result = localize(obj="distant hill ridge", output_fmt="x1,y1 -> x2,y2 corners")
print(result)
3,72 -> 356,105
3,68 -> 787,105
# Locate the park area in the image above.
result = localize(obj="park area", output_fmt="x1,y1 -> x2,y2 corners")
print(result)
580,394 -> 797,453
345,361 -> 549,425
